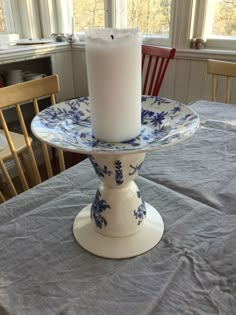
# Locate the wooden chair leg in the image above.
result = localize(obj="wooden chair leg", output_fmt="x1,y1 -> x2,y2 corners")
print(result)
42,143 -> 53,178
58,149 -> 65,172
0,159 -> 17,197
51,147 -> 57,171
19,152 -> 36,187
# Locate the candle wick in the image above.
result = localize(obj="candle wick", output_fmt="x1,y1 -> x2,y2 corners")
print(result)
111,35 -> 114,40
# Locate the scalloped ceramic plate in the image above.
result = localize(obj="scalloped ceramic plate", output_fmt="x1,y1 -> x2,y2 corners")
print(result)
31,96 -> 199,154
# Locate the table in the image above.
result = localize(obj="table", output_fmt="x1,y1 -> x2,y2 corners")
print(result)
0,99 -> 236,314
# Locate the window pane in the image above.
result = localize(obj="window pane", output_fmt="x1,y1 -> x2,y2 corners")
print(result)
127,0 -> 171,36
0,0 -> 6,32
210,0 -> 236,37
73,0 -> 105,32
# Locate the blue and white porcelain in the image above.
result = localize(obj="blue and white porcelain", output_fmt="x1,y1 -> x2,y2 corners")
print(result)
73,152 -> 165,258
88,153 -> 146,238
31,96 -> 199,259
31,96 -> 199,154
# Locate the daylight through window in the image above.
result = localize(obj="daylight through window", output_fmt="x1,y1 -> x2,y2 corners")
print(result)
207,0 -> 236,38
0,0 -> 6,32
127,0 -> 171,36
73,0 -> 105,32
72,0 -> 172,39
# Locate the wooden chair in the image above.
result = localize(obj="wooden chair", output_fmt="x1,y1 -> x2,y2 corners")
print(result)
142,45 -> 176,96
0,74 -> 65,201
207,59 -> 236,103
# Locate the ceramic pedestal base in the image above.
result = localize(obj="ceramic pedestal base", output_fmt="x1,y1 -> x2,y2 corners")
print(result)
72,153 -> 164,259
73,202 -> 164,259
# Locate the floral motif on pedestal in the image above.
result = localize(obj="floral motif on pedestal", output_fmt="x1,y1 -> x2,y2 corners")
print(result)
91,189 -> 111,229
134,191 -> 146,225
89,156 -> 112,178
129,162 -> 143,176
115,160 -> 123,185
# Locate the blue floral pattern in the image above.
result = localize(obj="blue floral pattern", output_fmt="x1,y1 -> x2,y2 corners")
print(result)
129,162 -> 143,176
31,96 -> 200,154
89,156 -> 112,178
114,160 -> 124,185
134,191 -> 146,225
91,189 -> 111,229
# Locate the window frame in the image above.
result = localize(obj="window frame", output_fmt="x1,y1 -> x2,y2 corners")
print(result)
0,0 -> 45,40
193,0 -> 236,50
114,0 -> 173,47
0,0 -> 235,51
72,0 -> 174,46
0,0 -> 21,39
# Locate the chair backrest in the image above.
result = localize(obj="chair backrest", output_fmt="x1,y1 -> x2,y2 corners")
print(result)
142,45 -> 176,96
0,74 -> 65,200
207,59 -> 236,103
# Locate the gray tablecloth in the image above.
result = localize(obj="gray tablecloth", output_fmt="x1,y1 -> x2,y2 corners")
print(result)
0,100 -> 236,315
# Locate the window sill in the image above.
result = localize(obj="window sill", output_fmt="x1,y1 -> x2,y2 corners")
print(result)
0,42 -> 70,64
0,33 -> 19,43
176,48 -> 236,61
72,43 -> 236,62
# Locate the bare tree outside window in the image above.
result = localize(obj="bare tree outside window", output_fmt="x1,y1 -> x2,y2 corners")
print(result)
72,0 -> 171,35
0,0 -> 6,32
128,0 -> 171,36
73,0 -> 104,31
211,0 -> 236,36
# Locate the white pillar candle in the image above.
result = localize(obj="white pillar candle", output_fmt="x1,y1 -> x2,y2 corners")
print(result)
85,28 -> 142,142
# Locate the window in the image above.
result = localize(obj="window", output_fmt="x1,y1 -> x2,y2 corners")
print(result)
195,0 -> 236,49
0,0 -> 235,51
73,0 -> 105,32
0,0 -> 21,38
72,0 -> 172,45
207,0 -> 236,38
126,0 -> 171,37
0,0 -> 6,32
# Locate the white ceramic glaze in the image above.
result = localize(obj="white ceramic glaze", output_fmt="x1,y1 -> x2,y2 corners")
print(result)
89,153 -> 146,237
12,39 -> 53,45
24,73 -> 47,81
31,96 -> 199,259
31,96 -> 200,155
73,202 -> 164,259
6,69 -> 24,85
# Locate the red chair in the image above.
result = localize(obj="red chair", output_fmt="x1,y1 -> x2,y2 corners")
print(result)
142,45 -> 176,96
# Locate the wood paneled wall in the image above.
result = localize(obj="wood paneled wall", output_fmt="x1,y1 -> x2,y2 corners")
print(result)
160,58 -> 236,104
72,46 -> 236,105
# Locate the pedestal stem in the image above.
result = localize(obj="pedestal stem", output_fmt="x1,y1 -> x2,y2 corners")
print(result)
73,152 -> 164,258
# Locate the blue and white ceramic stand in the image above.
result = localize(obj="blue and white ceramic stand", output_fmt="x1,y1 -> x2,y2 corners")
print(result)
31,96 -> 199,259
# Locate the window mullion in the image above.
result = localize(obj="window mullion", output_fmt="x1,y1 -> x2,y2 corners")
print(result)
171,0 -> 194,49
2,0 -> 14,33
56,0 -> 73,34
104,0 -> 113,28
2,0 -> 22,35
39,0 -> 58,38
192,0 -> 208,38
16,0 -> 42,38
112,0 -> 127,28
